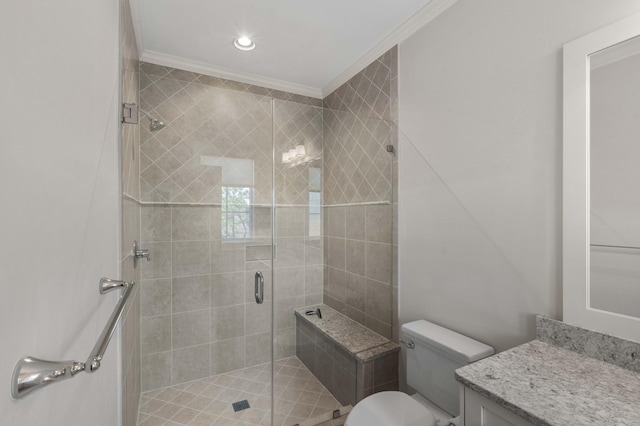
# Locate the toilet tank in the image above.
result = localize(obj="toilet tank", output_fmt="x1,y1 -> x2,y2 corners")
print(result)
401,320 -> 494,416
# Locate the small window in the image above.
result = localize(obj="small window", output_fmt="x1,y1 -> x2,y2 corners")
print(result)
222,186 -> 253,240
200,155 -> 255,241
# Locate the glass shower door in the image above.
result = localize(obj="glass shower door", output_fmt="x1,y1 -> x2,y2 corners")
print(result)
138,69 -> 275,424
271,98 -> 325,424
206,89 -> 275,423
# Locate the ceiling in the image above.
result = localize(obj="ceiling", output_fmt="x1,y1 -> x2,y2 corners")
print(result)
130,0 -> 456,98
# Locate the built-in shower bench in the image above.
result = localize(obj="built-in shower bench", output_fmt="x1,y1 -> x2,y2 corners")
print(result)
294,304 -> 399,406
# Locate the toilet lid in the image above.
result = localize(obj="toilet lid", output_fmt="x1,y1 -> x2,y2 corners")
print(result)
345,391 -> 436,426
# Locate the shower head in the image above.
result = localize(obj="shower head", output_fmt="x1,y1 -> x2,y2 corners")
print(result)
139,109 -> 165,131
148,117 -> 166,131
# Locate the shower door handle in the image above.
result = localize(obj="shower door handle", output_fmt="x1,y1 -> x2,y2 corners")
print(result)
254,272 -> 264,304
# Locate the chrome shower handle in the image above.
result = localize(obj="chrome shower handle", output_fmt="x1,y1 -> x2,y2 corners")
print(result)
254,271 -> 264,304
135,248 -> 150,261
133,240 -> 150,264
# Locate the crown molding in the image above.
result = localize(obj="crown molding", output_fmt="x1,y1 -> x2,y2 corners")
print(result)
320,0 -> 458,97
130,0 -> 456,100
140,50 -> 323,99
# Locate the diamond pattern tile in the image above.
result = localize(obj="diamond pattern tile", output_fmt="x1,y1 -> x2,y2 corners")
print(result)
274,100 -> 323,206
140,62 -> 322,108
323,50 -> 393,123
139,56 -> 395,206
140,70 -> 275,204
322,49 -> 396,206
320,47 -> 397,342
137,358 -> 340,426
323,109 -> 392,205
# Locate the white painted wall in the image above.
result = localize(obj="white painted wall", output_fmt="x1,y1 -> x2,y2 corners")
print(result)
0,0 -> 121,424
398,0 -> 640,352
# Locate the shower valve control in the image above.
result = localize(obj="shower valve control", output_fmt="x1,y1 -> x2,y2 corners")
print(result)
133,241 -> 150,264
136,248 -> 150,260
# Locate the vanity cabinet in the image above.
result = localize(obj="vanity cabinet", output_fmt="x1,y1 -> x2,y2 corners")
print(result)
460,386 -> 535,426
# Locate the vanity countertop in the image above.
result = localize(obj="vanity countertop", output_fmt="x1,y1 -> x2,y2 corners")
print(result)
455,339 -> 640,426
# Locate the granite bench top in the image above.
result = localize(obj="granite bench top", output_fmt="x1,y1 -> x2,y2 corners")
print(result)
295,304 -> 399,362
455,339 -> 640,426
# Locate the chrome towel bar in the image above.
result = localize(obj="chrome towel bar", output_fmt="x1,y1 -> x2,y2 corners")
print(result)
11,278 -> 135,399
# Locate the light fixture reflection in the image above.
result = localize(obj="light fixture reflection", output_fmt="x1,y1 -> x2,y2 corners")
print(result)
282,144 -> 307,164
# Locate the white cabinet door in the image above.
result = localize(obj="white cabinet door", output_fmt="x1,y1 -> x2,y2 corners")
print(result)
462,386 -> 535,426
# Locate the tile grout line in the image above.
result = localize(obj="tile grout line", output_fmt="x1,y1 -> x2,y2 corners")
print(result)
137,359 -> 340,425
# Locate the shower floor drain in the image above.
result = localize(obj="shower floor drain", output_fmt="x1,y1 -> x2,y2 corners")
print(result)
232,399 -> 250,412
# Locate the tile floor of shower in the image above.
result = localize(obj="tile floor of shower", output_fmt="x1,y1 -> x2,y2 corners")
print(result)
137,357 -> 342,426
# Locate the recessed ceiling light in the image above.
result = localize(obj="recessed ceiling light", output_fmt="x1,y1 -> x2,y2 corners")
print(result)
234,37 -> 255,51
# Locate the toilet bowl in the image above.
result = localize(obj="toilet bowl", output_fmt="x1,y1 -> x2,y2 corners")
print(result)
345,391 -> 436,426
345,320 -> 494,426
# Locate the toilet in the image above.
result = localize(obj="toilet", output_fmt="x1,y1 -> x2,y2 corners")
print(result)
346,320 -> 494,426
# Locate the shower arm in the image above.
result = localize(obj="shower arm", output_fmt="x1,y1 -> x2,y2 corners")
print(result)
138,108 -> 155,122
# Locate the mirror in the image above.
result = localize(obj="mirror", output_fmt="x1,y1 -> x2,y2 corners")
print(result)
589,36 -> 640,318
563,13 -> 640,343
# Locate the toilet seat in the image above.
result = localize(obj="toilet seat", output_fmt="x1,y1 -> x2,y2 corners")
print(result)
345,391 -> 437,426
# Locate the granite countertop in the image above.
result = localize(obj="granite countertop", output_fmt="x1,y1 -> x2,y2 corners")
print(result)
294,304 -> 397,359
455,339 -> 640,426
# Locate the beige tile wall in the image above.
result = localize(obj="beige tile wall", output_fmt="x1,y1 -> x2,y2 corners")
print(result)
322,204 -> 393,338
273,99 -> 324,361
140,204 -> 274,391
138,64 -> 324,391
322,48 -> 398,340
120,0 -> 141,424
138,66 -> 273,204
137,45 -> 398,392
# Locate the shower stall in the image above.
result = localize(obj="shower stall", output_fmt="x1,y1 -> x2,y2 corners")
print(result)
132,48 -> 397,425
